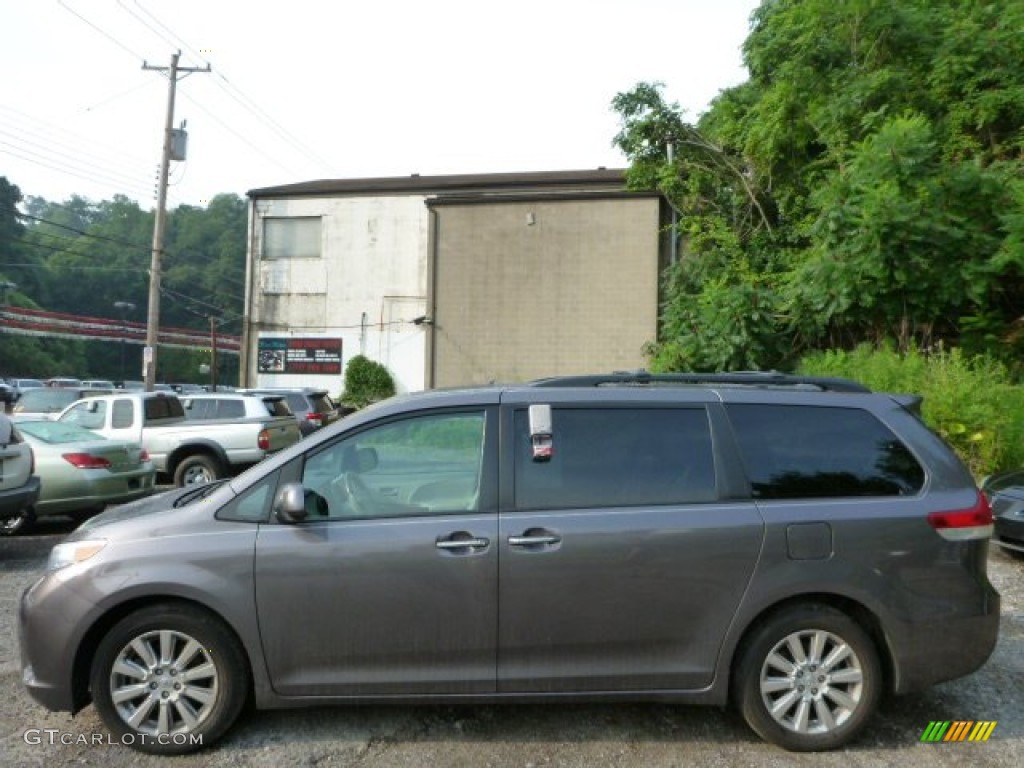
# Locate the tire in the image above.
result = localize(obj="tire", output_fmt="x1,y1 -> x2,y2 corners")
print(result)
0,506 -> 36,536
734,604 -> 881,751
89,604 -> 249,755
173,455 -> 221,487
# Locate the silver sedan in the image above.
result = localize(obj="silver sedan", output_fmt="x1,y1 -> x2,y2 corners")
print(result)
11,420 -> 156,532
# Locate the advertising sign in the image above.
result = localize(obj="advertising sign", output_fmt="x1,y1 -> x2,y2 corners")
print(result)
258,337 -> 342,375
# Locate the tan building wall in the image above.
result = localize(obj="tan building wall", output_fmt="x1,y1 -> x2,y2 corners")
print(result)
429,195 -> 661,387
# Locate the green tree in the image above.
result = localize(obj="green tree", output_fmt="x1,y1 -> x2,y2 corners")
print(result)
613,0 -> 1024,370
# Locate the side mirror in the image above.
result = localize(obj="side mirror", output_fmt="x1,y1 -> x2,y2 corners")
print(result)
273,482 -> 308,523
87,400 -> 100,413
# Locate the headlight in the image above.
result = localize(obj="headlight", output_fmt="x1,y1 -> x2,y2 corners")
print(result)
47,540 -> 107,571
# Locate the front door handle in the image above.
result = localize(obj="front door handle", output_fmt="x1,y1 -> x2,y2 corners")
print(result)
508,529 -> 562,547
435,532 -> 490,552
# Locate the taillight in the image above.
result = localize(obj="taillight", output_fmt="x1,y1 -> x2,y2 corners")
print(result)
927,492 -> 994,541
258,429 -> 270,450
306,412 -> 324,426
140,449 -> 150,462
62,452 -> 112,469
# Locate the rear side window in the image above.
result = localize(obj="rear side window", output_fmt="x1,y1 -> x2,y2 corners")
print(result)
144,396 -> 185,421
726,404 -> 925,499
514,407 -> 716,510
112,399 -> 134,429
263,398 -> 292,417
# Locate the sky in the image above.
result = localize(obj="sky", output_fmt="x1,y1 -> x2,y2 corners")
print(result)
1,0 -> 760,209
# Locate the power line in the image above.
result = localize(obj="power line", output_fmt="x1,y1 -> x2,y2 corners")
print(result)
175,90 -> 306,178
0,105 -> 154,171
1,145 -> 154,201
0,130 -> 153,191
17,213 -> 151,250
57,0 -> 146,62
134,0 -> 336,172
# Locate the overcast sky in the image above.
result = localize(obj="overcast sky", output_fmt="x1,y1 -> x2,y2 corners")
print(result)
1,0 -> 759,208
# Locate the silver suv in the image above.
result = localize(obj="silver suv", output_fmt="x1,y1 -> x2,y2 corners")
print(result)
19,372 -> 999,753
0,414 -> 41,534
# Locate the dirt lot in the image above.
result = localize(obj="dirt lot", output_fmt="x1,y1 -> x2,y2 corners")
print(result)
1,520 -> 1022,767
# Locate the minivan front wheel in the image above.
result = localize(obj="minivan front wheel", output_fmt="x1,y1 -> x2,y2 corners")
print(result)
90,604 -> 249,754
734,604 -> 881,751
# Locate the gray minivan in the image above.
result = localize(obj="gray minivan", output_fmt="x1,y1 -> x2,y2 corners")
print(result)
19,373 -> 999,754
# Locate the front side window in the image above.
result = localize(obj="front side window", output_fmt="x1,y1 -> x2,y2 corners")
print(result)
61,400 -> 106,430
514,407 -> 717,510
726,404 -> 926,499
263,217 -> 322,259
301,411 -> 486,520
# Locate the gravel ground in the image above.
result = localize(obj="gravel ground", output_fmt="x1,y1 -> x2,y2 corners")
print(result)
1,525 -> 1021,767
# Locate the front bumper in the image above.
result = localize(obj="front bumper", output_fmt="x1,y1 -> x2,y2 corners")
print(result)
19,569 -> 96,713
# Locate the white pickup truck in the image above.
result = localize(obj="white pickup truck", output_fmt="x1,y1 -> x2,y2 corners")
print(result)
57,392 -> 301,486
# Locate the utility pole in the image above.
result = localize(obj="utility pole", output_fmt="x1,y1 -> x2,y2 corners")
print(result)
142,52 -> 210,390
209,315 -> 219,392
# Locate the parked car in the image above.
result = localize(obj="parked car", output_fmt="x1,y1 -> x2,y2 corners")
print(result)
59,391 -> 301,486
981,469 -> 1024,556
0,413 -> 41,535
238,387 -> 344,436
19,372 -> 999,754
0,381 -> 15,407
44,377 -> 83,388
11,386 -> 112,420
14,419 -> 155,527
81,379 -> 116,390
6,377 -> 44,401
181,392 -> 294,422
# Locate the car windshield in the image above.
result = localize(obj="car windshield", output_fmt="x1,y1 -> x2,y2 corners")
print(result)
17,420 -> 104,444
14,389 -> 81,413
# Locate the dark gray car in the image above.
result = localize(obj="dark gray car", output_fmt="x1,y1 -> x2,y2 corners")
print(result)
19,373 -> 999,754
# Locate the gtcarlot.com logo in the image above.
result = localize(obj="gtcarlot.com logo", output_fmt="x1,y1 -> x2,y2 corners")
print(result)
920,721 -> 997,742
23,729 -> 202,747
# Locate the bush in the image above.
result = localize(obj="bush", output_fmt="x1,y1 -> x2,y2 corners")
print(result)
341,355 -> 396,409
798,343 -> 1024,478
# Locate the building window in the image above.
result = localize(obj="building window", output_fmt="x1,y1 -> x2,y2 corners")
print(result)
263,217 -> 322,259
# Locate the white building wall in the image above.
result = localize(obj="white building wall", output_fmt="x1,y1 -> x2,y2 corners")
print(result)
247,195 -> 429,396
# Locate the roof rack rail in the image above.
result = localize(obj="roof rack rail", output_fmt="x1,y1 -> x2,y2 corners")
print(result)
529,370 -> 871,393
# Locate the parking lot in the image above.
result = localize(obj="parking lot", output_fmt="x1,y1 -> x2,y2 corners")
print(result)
1,517 -> 1022,767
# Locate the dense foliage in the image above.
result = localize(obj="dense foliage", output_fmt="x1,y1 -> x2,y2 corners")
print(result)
0,179 -> 246,383
341,354 -> 397,409
613,0 -> 1024,372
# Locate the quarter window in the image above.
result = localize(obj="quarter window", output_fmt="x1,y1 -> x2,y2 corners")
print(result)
725,404 -> 925,499
513,407 -> 716,510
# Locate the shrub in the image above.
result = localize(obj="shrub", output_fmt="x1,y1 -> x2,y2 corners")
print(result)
798,343 -> 1024,478
341,355 -> 396,409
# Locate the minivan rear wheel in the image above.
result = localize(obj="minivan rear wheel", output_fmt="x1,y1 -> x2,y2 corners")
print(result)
90,604 -> 249,754
734,604 -> 881,751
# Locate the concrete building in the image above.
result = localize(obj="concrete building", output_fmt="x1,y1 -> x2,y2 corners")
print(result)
241,169 -> 665,395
